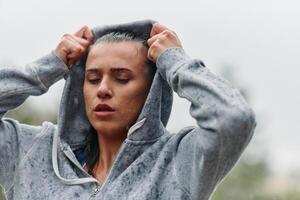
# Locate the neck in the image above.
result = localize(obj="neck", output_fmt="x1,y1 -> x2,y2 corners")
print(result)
96,131 -> 126,172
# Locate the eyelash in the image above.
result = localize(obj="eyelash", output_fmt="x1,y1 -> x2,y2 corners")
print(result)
116,79 -> 130,84
88,79 -> 99,84
87,78 -> 129,84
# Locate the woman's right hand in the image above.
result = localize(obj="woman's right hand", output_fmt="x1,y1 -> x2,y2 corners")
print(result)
55,26 -> 93,66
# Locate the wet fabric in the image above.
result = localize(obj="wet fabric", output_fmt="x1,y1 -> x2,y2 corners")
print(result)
0,20 -> 256,199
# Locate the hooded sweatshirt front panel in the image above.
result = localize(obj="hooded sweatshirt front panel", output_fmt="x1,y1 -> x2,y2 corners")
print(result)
0,20 -> 256,200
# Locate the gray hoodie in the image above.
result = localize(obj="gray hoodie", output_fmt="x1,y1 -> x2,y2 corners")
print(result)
0,20 -> 256,200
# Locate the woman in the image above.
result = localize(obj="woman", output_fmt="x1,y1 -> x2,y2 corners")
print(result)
0,20 -> 256,199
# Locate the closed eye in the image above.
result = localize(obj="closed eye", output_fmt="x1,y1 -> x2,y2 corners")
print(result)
116,78 -> 130,84
87,79 -> 100,84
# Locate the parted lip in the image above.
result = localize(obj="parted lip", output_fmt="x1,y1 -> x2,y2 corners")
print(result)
94,103 -> 115,112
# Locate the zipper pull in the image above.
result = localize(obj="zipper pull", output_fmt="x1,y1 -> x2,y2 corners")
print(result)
89,185 -> 101,199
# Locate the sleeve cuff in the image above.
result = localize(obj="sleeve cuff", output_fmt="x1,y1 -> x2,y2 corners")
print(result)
156,47 -> 191,81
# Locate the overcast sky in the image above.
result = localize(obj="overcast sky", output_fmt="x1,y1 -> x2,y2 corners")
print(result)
0,0 -> 299,176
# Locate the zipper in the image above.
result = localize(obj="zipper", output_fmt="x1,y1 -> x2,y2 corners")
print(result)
88,140 -> 127,199
84,119 -> 146,198
99,140 -> 127,189
89,185 -> 101,199
63,146 -> 94,178
93,118 -> 146,194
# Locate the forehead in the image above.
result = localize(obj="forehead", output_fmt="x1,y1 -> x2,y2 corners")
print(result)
85,41 -> 148,72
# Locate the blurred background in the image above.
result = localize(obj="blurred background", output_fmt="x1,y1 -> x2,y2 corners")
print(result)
1,0 -> 300,199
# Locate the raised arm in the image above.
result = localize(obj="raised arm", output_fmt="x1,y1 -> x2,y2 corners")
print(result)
148,23 -> 256,199
0,26 -> 93,190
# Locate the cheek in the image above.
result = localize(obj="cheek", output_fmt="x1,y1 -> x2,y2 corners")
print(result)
83,85 -> 94,112
117,84 -> 149,114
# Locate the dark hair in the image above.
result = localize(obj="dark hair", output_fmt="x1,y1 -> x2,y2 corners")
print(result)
84,31 -> 156,176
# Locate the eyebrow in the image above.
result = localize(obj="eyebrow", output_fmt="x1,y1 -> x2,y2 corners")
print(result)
85,68 -> 99,73
110,68 -> 133,74
85,67 -> 133,74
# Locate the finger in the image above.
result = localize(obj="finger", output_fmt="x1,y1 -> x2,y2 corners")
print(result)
67,57 -> 79,65
147,33 -> 163,47
69,35 -> 90,48
75,26 -> 93,42
65,38 -> 84,59
59,39 -> 76,56
147,46 -> 157,62
67,49 -> 83,61
67,59 -> 75,66
147,43 -> 163,63
74,26 -> 87,38
147,46 -> 155,62
150,23 -> 168,37
83,27 -> 93,42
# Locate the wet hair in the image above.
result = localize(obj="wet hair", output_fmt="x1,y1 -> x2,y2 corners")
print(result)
85,31 -> 156,176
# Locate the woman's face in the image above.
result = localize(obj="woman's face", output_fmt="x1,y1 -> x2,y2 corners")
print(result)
84,41 -> 152,139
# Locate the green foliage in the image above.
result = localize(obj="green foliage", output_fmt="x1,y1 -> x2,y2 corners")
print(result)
5,101 -> 57,125
0,184 -> 6,200
212,64 -> 300,199
211,158 -> 300,200
211,159 -> 267,200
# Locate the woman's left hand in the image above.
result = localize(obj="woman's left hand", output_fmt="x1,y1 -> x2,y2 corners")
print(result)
147,23 -> 182,62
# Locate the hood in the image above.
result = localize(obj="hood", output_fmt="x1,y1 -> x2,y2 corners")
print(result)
57,19 -> 173,149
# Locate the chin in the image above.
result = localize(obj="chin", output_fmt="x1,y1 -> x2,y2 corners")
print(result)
91,120 -> 128,138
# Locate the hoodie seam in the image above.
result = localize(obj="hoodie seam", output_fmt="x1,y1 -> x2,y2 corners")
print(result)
19,123 -> 51,164
126,129 -> 168,143
125,135 -> 163,144
29,66 -> 49,91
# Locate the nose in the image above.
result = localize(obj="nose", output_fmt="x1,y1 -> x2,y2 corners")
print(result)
97,77 -> 112,99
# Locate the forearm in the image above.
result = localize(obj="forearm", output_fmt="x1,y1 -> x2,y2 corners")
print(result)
157,48 -> 256,179
0,51 -> 69,118
157,48 -> 255,132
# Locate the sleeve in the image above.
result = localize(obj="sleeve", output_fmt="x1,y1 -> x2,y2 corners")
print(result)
156,48 -> 257,199
0,51 -> 69,190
